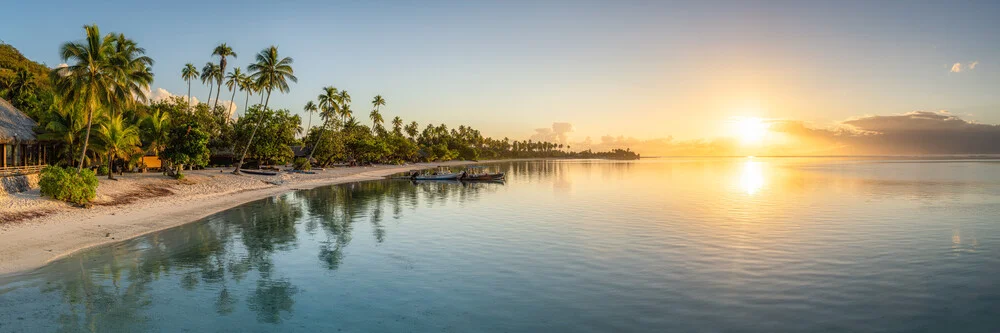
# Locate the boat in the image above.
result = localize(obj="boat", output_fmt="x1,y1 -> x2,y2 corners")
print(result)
240,169 -> 279,176
412,167 -> 462,180
460,166 -> 505,181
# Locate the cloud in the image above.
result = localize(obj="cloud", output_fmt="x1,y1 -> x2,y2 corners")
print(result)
951,61 -> 979,73
529,122 -> 574,144
561,111 -> 1000,156
771,111 -> 1000,155
149,87 -> 239,119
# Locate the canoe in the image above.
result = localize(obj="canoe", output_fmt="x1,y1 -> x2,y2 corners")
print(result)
240,169 -> 279,176
461,172 -> 505,181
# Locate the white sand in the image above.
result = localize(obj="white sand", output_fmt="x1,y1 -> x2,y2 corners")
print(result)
0,161 -> 484,275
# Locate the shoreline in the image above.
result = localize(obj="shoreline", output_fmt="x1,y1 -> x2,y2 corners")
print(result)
0,160 -> 512,276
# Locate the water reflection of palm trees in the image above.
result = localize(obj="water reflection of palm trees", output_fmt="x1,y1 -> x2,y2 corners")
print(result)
25,178 -> 498,329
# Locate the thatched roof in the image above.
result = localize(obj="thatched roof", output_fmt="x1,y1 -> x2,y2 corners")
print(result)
0,97 -> 38,144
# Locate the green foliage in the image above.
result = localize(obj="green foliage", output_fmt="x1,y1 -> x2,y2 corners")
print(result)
234,105 -> 300,165
96,165 -> 109,176
39,166 -> 99,206
293,157 -> 311,170
160,122 -> 211,171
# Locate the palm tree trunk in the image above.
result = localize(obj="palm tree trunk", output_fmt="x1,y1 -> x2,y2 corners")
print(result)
213,80 -> 222,112
244,90 -> 250,116
228,87 -> 237,120
77,100 -> 95,173
234,90 -> 271,174
307,119 -> 327,162
206,84 -> 213,109
187,81 -> 192,112
107,153 -> 115,180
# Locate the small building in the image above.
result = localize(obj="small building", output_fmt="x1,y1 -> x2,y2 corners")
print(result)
1,97 -> 49,177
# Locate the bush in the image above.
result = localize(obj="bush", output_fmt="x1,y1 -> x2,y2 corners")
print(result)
293,157 -> 311,170
96,165 -> 109,176
39,166 -> 99,206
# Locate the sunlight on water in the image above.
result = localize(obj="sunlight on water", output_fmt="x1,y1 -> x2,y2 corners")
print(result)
0,158 -> 999,332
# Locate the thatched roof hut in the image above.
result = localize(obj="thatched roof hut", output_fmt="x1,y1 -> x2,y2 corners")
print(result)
0,97 -> 37,144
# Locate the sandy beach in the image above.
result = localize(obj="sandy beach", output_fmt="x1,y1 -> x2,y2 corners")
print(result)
0,161 -> 486,275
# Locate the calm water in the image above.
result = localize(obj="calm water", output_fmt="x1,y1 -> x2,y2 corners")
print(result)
1,158 -> 999,332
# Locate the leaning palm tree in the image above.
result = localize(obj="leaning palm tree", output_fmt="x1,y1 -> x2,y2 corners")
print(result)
97,114 -> 142,180
238,74 -> 254,115
303,101 -> 318,133
200,62 -> 220,106
51,25 -> 117,172
181,63 -> 199,111
211,43 -> 237,113
224,67 -> 243,119
234,46 -> 297,174
308,86 -> 340,162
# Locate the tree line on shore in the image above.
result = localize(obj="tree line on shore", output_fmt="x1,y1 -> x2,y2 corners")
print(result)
1,24 -> 639,182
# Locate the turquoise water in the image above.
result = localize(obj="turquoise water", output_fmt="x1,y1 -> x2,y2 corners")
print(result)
1,158 -> 999,332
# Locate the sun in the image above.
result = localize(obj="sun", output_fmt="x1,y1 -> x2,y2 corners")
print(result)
732,117 -> 769,145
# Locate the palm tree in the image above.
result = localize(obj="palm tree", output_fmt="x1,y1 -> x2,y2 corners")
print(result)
38,102 -> 88,166
371,95 -> 385,117
369,109 -> 384,134
108,33 -> 154,110
200,62 -> 220,107
140,109 -> 170,157
51,24 -> 142,172
181,63 -> 199,111
309,86 -> 340,162
211,43 -> 237,113
392,116 -> 403,135
97,114 -> 141,180
405,121 -> 419,139
234,46 -> 297,174
225,67 -> 243,119
337,90 -> 351,122
303,101 -> 318,134
239,74 -> 254,115
1,69 -> 36,101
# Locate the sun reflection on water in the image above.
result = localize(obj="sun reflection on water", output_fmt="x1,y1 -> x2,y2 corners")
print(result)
740,159 -> 765,195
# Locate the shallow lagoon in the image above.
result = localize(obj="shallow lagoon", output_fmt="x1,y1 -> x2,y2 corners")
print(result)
1,158 -> 998,332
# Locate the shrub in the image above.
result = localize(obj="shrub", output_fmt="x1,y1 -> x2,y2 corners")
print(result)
294,157 -> 311,170
96,165 -> 109,176
38,166 -> 99,206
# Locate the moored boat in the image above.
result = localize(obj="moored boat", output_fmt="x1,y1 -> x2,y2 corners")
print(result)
412,166 -> 462,180
460,166 -> 505,181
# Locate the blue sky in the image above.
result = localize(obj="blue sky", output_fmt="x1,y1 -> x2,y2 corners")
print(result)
2,0 -> 998,142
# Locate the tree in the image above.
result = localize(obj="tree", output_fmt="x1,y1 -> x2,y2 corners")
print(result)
405,121 -> 419,139
211,43 -> 237,113
234,46 -> 297,173
181,63 -> 199,111
239,73 -> 254,115
200,62 -> 220,106
370,95 -> 385,133
303,101 -> 317,135
369,109 -> 383,134
233,106 -> 300,166
392,116 -> 403,135
140,109 -> 171,157
338,90 -> 352,121
309,86 -> 340,163
160,122 -> 210,177
96,114 -> 141,180
52,25 -> 151,172
225,67 -> 243,119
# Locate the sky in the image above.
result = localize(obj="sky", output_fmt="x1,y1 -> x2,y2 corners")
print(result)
2,0 -> 999,155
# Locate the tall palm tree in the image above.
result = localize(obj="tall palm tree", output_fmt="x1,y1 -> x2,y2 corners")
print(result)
108,33 -> 154,110
234,46 -> 297,174
369,109 -> 383,134
309,86 -> 340,162
392,116 -> 403,135
200,62 -> 220,107
303,101 -> 317,134
181,63 -> 199,111
224,67 -> 243,119
51,24 -> 143,172
337,90 -> 351,122
405,121 -> 419,139
371,95 -> 385,113
140,109 -> 170,157
211,43 -> 237,113
97,114 -> 141,180
238,74 -> 254,115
